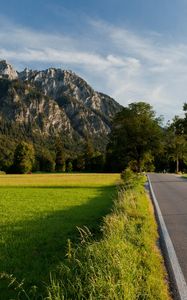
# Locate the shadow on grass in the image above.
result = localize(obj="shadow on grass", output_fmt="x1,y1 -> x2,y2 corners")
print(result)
0,186 -> 116,299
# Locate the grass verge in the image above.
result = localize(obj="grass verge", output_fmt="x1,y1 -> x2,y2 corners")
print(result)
47,175 -> 171,300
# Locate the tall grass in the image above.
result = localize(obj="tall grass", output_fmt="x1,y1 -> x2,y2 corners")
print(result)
47,176 -> 171,300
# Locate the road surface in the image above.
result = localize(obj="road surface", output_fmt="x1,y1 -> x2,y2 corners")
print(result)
148,173 -> 187,282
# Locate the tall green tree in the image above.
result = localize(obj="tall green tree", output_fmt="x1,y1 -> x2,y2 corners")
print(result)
166,115 -> 187,173
13,141 -> 35,173
168,135 -> 187,173
66,160 -> 73,172
37,149 -> 55,172
76,156 -> 86,171
55,149 -> 66,172
84,139 -> 95,171
54,138 -> 66,172
106,102 -> 163,172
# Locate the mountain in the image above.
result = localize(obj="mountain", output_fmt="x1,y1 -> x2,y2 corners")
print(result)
18,67 -> 121,140
0,60 -> 122,170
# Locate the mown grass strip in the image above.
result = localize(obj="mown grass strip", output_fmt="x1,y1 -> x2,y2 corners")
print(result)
47,176 -> 171,300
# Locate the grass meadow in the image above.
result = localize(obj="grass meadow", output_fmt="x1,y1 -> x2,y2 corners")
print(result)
0,173 -> 120,299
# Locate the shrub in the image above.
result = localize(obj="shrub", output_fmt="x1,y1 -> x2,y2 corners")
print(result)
121,167 -> 135,182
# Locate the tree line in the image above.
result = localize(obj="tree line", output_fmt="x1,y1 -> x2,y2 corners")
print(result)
5,139 -> 105,174
1,101 -> 187,174
106,102 -> 187,173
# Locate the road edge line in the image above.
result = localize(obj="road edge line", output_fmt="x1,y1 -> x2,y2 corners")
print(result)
147,175 -> 187,300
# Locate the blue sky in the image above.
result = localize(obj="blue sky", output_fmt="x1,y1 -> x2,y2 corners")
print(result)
1,0 -> 187,121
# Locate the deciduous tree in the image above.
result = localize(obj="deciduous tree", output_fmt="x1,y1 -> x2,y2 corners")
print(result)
106,102 -> 163,172
13,141 -> 35,173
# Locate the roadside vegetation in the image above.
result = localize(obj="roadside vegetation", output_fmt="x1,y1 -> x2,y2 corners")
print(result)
46,171 -> 171,300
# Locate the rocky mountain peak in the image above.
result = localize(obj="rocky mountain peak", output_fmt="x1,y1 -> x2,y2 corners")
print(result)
18,65 -> 122,136
18,67 -> 30,80
0,60 -> 122,152
0,60 -> 18,80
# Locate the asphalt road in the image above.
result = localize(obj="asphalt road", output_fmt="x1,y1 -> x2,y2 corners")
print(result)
148,173 -> 187,282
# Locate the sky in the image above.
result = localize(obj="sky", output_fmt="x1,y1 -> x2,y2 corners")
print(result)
1,0 -> 187,122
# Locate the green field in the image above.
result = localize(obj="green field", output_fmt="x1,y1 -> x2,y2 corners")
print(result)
0,173 -> 120,299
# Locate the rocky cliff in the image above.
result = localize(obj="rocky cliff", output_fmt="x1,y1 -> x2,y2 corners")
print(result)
0,60 -> 122,152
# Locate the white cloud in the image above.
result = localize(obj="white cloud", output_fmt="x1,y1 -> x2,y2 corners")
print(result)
0,16 -> 187,121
